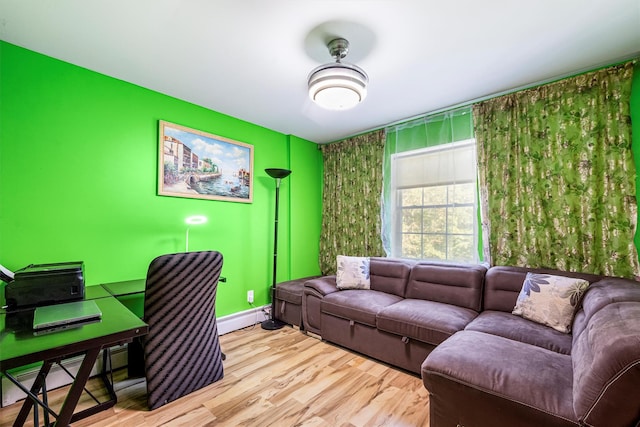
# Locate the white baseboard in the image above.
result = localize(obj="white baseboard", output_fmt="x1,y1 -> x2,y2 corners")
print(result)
217,304 -> 269,335
1,305 -> 269,407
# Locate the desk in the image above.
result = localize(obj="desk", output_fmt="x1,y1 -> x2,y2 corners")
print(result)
0,296 -> 148,426
101,280 -> 146,377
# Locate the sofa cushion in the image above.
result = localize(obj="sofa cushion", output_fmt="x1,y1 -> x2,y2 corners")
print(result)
321,289 -> 403,327
422,330 -> 577,423
377,299 -> 478,346
369,257 -> 413,297
483,266 -> 603,313
336,255 -> 370,289
512,273 -> 589,333
465,311 -> 573,355
572,302 -> 640,426
405,262 -> 486,311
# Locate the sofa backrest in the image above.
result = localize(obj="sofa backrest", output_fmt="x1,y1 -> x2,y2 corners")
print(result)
369,257 -> 413,297
405,262 -> 487,311
571,283 -> 640,426
482,266 -> 604,312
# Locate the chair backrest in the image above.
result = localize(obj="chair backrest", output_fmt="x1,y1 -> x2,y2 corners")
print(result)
143,250 -> 224,410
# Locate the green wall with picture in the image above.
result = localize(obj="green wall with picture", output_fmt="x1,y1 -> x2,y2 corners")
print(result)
0,41 -> 323,316
1,40 -> 639,319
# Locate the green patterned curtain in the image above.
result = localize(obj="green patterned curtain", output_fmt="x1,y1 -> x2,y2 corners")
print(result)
319,130 -> 386,275
473,61 -> 640,278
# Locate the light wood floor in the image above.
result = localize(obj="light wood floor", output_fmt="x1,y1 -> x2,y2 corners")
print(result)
0,325 -> 430,427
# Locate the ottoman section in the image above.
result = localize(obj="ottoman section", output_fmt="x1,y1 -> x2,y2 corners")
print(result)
275,276 -> 319,329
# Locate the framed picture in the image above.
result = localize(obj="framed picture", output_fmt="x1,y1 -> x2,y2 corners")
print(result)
158,121 -> 253,203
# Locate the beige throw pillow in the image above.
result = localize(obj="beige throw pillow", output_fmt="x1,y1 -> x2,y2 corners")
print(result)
512,272 -> 590,333
336,255 -> 370,290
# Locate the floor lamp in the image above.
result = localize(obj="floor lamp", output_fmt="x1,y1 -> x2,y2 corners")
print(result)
261,168 -> 292,330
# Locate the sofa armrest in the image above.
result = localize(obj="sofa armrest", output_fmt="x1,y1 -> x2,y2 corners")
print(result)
572,301 -> 640,426
302,276 -> 338,336
304,275 -> 339,296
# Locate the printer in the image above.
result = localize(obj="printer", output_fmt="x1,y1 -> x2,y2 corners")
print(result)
4,262 -> 85,310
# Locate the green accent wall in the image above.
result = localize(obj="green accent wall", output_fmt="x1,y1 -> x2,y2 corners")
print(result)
288,135 -> 323,279
1,40 -> 639,320
0,41 -> 322,316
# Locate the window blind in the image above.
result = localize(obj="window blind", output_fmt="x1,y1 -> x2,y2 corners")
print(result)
392,139 -> 476,189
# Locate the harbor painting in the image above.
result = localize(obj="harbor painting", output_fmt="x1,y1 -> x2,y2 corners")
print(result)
158,121 -> 253,203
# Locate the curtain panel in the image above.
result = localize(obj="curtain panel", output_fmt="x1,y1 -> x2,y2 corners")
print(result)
319,130 -> 386,275
473,61 -> 640,278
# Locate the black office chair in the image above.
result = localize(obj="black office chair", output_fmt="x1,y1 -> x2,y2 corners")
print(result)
142,251 -> 225,410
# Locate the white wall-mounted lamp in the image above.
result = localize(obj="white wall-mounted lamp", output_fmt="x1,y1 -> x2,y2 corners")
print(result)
185,215 -> 207,252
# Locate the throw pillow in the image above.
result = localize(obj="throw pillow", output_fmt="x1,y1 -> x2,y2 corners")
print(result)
336,255 -> 370,290
512,272 -> 590,333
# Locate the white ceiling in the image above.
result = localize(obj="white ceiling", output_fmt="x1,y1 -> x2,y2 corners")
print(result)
1,1 -> 639,143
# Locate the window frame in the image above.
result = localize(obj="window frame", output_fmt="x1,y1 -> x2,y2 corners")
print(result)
389,138 -> 479,263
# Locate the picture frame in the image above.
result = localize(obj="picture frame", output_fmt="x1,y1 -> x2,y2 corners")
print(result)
158,121 -> 254,203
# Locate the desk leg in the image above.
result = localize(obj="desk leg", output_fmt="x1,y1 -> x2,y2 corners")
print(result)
8,348 -> 118,427
12,361 -> 55,427
69,348 -> 117,422
55,346 -> 101,427
127,338 -> 145,378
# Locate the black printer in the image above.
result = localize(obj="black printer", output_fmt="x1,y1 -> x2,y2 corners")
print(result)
4,262 -> 85,310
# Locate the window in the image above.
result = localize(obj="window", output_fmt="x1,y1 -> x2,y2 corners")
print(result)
390,139 -> 478,263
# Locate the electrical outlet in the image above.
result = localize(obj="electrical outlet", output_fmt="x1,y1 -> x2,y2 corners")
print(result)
247,290 -> 254,304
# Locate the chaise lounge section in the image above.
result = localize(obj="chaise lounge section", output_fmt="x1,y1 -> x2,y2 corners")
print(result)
421,267 -> 640,427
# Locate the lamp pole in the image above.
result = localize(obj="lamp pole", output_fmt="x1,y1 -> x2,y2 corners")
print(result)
261,168 -> 291,330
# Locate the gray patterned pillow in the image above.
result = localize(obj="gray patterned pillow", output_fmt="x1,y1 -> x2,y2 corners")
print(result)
512,272 -> 590,333
336,255 -> 370,290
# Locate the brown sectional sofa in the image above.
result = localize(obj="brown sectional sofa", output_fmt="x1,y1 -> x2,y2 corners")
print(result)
291,258 -> 640,427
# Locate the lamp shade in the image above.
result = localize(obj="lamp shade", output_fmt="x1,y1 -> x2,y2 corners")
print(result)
185,215 -> 207,225
308,37 -> 368,111
265,168 -> 292,179
308,62 -> 368,110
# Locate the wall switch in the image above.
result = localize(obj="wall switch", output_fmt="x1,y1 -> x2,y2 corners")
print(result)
247,290 -> 254,304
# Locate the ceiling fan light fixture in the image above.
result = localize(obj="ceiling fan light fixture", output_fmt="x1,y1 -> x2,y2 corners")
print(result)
308,38 -> 368,111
